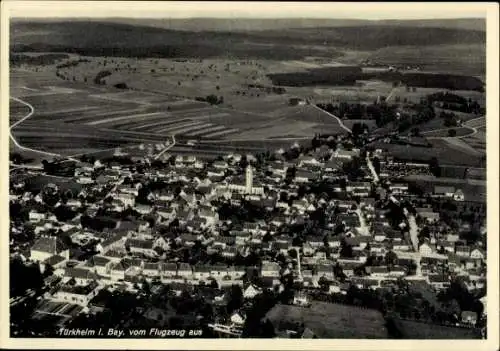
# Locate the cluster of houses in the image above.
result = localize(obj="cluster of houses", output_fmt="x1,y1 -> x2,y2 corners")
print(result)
9,136 -> 487,332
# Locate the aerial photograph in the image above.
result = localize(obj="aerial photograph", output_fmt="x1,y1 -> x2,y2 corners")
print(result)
7,2 -> 492,342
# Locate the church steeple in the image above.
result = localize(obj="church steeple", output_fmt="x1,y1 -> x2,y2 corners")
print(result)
245,165 -> 253,194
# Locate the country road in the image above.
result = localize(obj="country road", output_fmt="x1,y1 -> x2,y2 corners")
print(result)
10,96 -> 80,163
311,104 -> 352,133
154,135 -> 176,160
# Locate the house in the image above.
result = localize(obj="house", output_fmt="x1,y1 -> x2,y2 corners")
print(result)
213,160 -> 229,170
230,311 -> 246,326
85,255 -> 112,276
298,156 -> 322,167
135,204 -> 153,215
222,247 -> 238,259
370,266 -> 390,278
321,279 -> 340,294
470,248 -> 486,260
40,254 -> 67,273
437,241 -> 455,254
162,263 -> 178,277
269,162 -> 288,177
324,159 -> 343,173
389,266 -> 406,277
316,264 -> 334,280
29,210 -> 47,223
415,208 -> 440,223
125,238 -> 157,257
109,260 -> 130,281
419,242 -> 435,256
52,281 -> 101,307
455,245 -> 470,257
96,232 -> 127,254
294,169 -> 316,183
433,186 -> 456,198
293,291 -> 310,306
63,267 -> 99,285
193,265 -> 211,280
389,182 -> 409,195
461,311 -> 478,325
30,236 -> 69,262
453,189 -> 465,201
334,149 -> 358,160
115,193 -> 135,207
428,274 -> 450,290
261,261 -> 280,278
177,263 -> 193,278
143,262 -> 161,278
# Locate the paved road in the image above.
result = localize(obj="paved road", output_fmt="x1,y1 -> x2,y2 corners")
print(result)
10,96 -> 80,163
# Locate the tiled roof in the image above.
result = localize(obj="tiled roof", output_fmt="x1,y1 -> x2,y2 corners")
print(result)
43,254 -> 66,266
86,255 -> 111,267
31,236 -> 67,254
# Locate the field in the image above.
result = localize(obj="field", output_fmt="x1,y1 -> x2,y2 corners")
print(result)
422,127 -> 475,138
368,139 -> 485,167
366,44 -> 485,77
392,319 -> 481,339
9,18 -> 486,159
265,302 -> 388,338
10,62 -> 350,158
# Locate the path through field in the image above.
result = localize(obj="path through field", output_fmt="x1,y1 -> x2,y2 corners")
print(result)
10,96 -> 79,163
311,105 -> 352,133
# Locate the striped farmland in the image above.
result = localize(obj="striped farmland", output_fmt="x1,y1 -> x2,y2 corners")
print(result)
158,122 -> 213,135
184,125 -> 227,137
129,118 -> 191,131
86,112 -> 165,126
202,128 -> 240,138
157,120 -> 204,134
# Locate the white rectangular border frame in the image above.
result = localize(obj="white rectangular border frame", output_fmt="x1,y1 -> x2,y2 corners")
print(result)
1,2 -> 498,350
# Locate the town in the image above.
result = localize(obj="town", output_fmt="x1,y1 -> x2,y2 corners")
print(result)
9,129 -> 487,339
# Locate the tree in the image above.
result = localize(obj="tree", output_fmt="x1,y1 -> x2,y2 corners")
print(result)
384,250 -> 398,266
410,127 -> 421,137
227,284 -> 243,314
429,157 -> 441,177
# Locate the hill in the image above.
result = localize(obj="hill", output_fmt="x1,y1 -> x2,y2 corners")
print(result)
10,20 -> 486,60
18,17 -> 485,32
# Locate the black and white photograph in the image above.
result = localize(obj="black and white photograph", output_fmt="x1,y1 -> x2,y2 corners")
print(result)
1,1 -> 498,349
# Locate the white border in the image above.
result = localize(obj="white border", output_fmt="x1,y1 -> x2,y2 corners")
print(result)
1,2 -> 498,350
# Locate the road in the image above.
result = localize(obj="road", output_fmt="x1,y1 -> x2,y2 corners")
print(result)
365,152 -> 380,183
354,207 -> 370,236
154,135 -> 176,160
10,96 -> 80,163
366,152 -> 423,276
422,115 -> 486,140
385,84 -> 400,103
9,163 -> 44,174
311,104 -> 352,133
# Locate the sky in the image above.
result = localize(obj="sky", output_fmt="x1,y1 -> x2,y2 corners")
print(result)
6,1 -> 489,19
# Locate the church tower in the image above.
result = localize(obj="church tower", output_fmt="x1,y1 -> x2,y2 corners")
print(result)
245,165 -> 253,194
